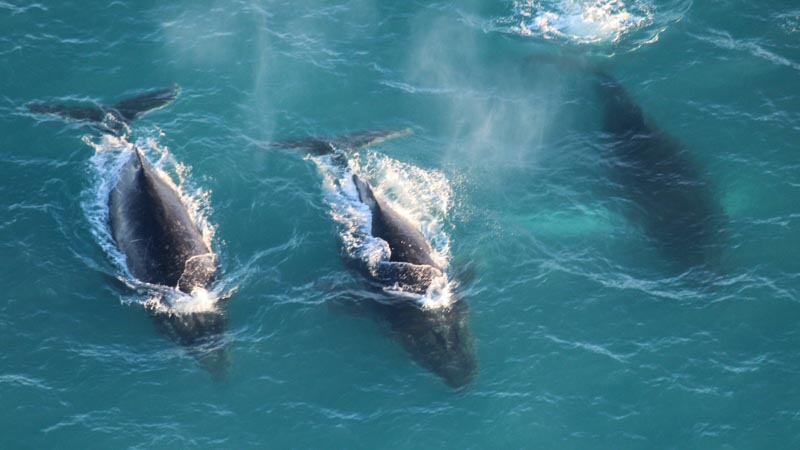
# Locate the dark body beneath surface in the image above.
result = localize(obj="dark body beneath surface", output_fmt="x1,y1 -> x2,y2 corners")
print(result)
593,72 -> 725,271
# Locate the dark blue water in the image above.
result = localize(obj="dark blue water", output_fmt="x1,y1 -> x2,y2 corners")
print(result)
2,0 -> 800,448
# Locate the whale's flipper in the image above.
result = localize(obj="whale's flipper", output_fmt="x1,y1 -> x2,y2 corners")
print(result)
26,102 -> 107,123
26,85 -> 180,127
269,128 -> 413,155
112,84 -> 181,122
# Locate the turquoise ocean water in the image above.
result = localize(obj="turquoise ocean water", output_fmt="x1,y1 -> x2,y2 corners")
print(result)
2,0 -> 800,448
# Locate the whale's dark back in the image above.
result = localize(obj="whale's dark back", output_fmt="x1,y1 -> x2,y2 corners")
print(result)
352,174 -> 440,269
108,150 -> 216,293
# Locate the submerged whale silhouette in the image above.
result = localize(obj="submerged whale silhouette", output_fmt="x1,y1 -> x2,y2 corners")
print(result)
592,72 -> 725,271
271,130 -> 477,387
27,86 -> 227,376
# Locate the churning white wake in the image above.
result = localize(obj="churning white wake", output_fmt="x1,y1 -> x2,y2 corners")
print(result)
512,0 -> 653,44
80,132 -> 225,314
501,0 -> 690,50
311,150 -> 456,309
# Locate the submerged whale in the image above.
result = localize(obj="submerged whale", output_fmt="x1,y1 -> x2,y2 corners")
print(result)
593,72 -> 724,270
271,130 -> 477,387
27,86 -> 226,375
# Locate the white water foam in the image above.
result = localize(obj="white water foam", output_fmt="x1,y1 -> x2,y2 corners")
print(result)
311,150 -> 456,309
80,132 -> 228,315
512,0 -> 653,44
502,0 -> 689,50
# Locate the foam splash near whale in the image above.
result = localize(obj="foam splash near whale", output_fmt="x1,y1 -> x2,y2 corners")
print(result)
311,149 -> 456,310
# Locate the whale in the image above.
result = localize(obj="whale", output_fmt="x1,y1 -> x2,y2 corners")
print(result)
27,86 -> 227,376
592,72 -> 725,270
270,130 -> 477,387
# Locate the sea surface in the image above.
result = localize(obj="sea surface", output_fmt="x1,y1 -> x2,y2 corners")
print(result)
2,0 -> 800,448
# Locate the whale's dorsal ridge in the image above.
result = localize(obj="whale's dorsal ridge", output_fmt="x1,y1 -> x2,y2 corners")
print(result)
352,174 -> 378,210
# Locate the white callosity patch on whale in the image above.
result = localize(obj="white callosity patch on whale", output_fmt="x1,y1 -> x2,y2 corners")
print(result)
80,132 -> 228,315
312,151 -> 456,309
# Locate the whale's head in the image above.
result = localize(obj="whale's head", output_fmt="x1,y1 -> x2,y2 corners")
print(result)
153,308 -> 228,380
386,299 -> 477,389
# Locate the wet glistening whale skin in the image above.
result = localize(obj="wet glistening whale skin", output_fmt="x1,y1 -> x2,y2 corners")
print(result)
108,145 -> 216,293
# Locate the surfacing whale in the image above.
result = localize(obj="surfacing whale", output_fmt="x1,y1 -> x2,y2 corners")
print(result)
27,86 -> 227,377
271,130 -> 477,387
593,72 -> 725,271
108,146 -> 216,293
351,173 -> 444,294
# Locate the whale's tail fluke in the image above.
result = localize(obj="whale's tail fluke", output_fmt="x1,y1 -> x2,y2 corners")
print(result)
267,128 -> 413,155
26,102 -> 106,122
111,84 -> 181,122
26,85 -> 180,133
